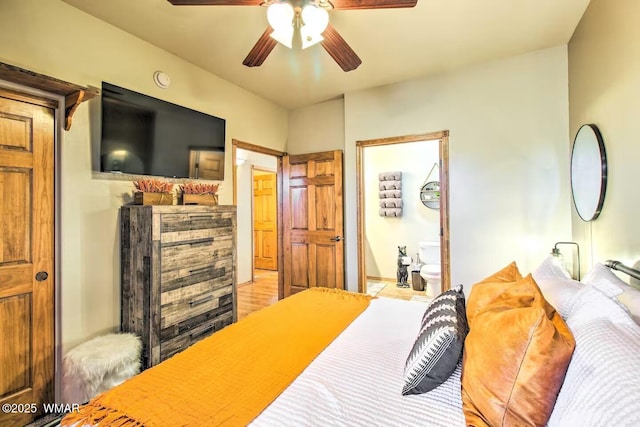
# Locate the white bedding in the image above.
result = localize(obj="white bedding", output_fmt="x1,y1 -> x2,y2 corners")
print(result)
251,297 -> 465,427
547,286 -> 640,427
253,286 -> 640,427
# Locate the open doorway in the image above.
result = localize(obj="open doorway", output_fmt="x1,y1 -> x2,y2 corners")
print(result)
252,167 -> 278,305
232,139 -> 285,319
356,131 -> 450,301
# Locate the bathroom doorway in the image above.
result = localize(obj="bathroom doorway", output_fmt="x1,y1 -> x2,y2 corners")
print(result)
356,131 -> 450,300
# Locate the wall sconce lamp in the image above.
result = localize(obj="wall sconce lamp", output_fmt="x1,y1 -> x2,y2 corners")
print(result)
551,241 -> 581,280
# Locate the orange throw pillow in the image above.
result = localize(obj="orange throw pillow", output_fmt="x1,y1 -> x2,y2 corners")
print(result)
466,262 -> 523,325
462,274 -> 575,427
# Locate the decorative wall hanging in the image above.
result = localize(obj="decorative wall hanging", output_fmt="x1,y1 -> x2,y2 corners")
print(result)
420,163 -> 440,210
379,171 -> 403,217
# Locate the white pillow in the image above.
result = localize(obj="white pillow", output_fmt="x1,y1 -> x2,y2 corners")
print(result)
532,255 -> 572,280
582,263 -> 640,325
532,256 -> 582,318
548,286 -> 640,426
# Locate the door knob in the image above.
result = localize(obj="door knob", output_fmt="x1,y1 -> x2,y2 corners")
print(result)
330,236 -> 342,242
35,271 -> 48,282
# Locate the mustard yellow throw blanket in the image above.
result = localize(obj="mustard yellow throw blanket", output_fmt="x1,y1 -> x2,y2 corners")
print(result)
62,288 -> 372,427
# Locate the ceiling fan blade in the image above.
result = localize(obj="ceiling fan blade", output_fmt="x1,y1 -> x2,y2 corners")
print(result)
243,27 -> 278,67
327,0 -> 417,10
320,24 -> 362,72
167,0 -> 264,5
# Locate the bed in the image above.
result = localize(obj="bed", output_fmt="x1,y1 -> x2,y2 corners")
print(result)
61,258 -> 640,427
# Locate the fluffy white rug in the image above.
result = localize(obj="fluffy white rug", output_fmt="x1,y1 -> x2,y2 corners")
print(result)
62,333 -> 141,404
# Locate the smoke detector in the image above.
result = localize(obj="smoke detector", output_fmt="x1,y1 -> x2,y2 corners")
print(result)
153,71 -> 171,89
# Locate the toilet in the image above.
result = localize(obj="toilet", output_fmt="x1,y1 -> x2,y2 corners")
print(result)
418,241 -> 442,297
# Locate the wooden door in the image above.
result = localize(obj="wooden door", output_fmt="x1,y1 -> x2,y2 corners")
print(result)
0,91 -> 55,426
253,172 -> 277,270
283,150 -> 344,296
189,149 -> 224,180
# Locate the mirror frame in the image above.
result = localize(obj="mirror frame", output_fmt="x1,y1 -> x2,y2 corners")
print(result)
570,124 -> 607,222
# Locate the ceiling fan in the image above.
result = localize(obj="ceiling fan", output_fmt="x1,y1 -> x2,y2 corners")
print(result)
167,0 -> 418,72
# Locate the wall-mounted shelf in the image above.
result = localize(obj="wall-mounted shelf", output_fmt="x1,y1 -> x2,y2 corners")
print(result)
0,61 -> 100,131
420,162 -> 440,210
420,181 -> 440,210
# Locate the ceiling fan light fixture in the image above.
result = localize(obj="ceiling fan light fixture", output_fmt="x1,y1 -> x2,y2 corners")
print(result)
301,5 -> 329,33
300,27 -> 324,49
270,26 -> 294,48
299,5 -> 328,49
267,3 -> 294,42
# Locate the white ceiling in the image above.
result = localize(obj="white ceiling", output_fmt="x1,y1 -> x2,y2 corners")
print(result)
61,0 -> 590,110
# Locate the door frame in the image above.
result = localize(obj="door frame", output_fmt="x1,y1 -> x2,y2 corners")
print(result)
232,139 -> 286,299
356,131 -> 451,293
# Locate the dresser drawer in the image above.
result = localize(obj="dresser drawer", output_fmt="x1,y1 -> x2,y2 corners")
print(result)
161,282 -> 232,329
160,212 -> 234,241
161,258 -> 233,292
159,305 -> 234,362
161,238 -> 233,273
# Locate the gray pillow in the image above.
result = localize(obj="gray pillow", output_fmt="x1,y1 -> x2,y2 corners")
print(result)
402,285 -> 468,395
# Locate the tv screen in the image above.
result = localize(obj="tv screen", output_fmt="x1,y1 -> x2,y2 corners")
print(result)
100,82 -> 226,179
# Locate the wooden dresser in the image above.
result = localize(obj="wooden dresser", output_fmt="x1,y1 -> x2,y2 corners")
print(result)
120,204 -> 236,368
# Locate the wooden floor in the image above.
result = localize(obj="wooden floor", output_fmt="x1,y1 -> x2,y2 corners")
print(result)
375,282 -> 426,300
237,269 -> 279,320
237,271 -> 432,320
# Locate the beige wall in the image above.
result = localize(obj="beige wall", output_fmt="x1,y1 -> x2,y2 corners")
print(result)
568,0 -> 640,272
287,98 -> 345,154
364,141 -> 441,280
344,45 -> 573,292
0,0 -> 287,353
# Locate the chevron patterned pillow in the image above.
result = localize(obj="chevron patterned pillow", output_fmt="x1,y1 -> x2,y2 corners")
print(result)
402,285 -> 469,395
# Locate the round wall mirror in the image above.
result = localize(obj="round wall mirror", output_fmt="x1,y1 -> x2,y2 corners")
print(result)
571,124 -> 607,221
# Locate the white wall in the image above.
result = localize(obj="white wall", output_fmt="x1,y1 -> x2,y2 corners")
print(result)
344,45 -> 572,292
364,141 -> 440,279
568,0 -> 640,273
0,0 -> 287,352
236,149 -> 278,285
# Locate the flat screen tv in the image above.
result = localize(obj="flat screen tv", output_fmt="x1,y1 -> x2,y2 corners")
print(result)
100,82 -> 226,179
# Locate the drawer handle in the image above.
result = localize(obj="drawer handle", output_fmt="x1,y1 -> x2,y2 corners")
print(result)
189,215 -> 213,219
190,325 -> 214,340
189,266 -> 211,275
189,295 -> 214,307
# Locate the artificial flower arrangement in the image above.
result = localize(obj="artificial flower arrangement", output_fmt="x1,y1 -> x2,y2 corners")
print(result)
132,178 -> 174,205
133,179 -> 174,193
179,182 -> 219,195
178,182 -> 219,206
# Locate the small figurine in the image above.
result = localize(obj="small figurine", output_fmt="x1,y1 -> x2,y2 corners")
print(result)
397,246 -> 411,288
